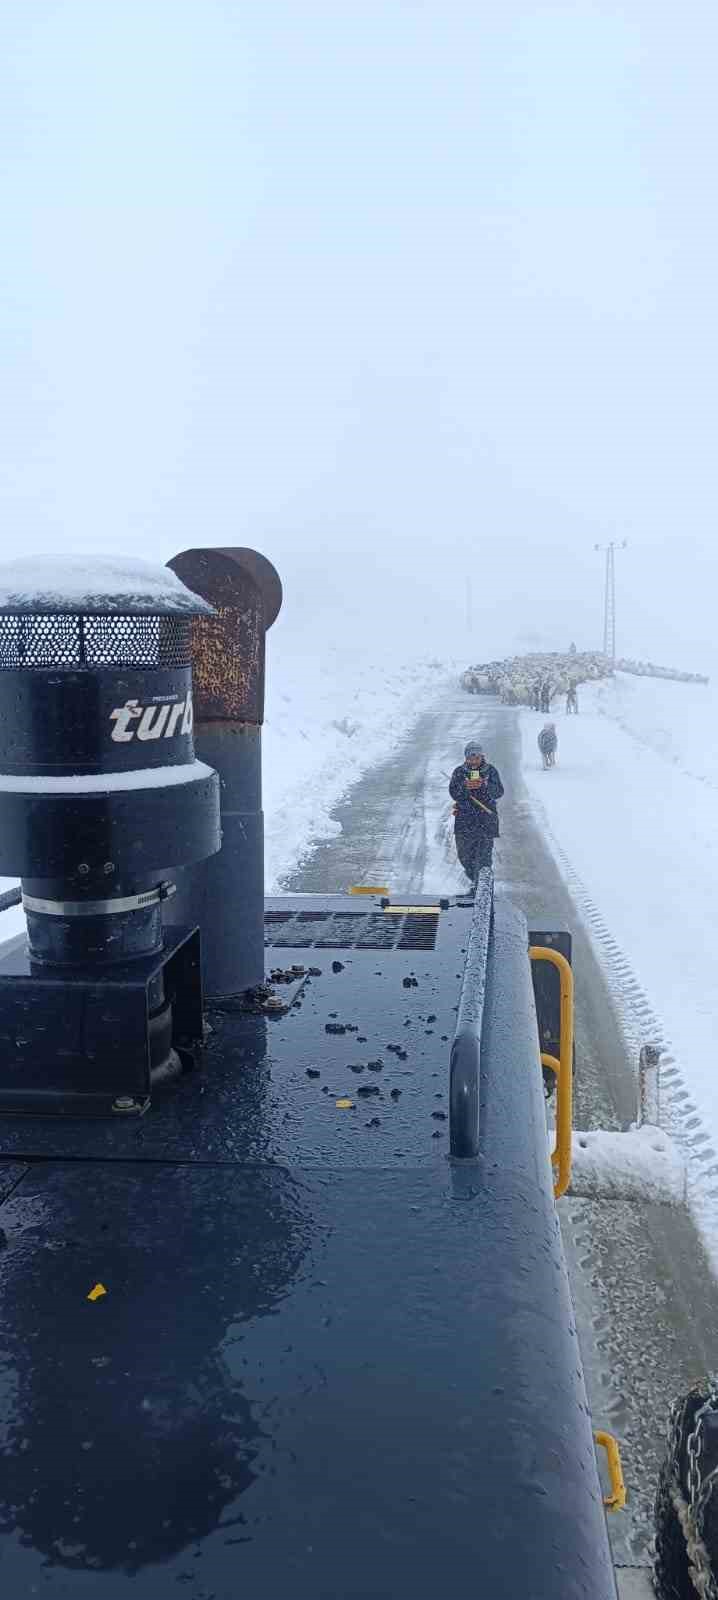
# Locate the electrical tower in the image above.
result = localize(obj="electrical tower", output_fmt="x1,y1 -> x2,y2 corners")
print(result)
594,541 -> 627,664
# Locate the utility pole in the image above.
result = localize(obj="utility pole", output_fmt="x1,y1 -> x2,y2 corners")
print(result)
604,544 -> 615,660
594,541 -> 627,664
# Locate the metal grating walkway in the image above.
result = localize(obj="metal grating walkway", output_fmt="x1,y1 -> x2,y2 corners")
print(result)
264,909 -> 439,951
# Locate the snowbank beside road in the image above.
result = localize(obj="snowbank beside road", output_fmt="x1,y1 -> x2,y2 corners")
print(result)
520,673 -> 718,1267
264,646 -> 453,887
590,671 -> 718,790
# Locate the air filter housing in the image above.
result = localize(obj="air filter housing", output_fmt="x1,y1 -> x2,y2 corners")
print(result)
0,555 -> 221,1115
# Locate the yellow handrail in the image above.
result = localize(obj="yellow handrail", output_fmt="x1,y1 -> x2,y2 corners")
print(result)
541,1052 -> 562,1175
529,947 -> 574,1199
594,1431 -> 627,1511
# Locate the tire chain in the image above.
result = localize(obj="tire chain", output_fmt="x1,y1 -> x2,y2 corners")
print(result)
654,1381 -> 718,1600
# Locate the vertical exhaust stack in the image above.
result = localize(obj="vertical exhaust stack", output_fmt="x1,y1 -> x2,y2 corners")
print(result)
165,548 -> 282,999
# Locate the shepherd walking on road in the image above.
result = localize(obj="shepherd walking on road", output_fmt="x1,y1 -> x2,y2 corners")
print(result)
449,741 -> 504,883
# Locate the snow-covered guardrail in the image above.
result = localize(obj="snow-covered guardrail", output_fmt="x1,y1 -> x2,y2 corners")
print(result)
569,1125 -> 686,1205
615,658 -> 709,685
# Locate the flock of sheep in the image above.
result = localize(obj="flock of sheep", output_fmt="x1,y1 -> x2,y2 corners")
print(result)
461,650 -> 708,705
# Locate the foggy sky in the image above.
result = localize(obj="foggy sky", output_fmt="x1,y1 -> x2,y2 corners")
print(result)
1,2 -> 716,667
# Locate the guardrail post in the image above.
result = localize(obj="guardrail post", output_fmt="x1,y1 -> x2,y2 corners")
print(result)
638,1042 -> 661,1127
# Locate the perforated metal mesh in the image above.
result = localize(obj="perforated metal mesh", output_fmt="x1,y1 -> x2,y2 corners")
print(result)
0,614 -> 191,669
264,909 -> 440,952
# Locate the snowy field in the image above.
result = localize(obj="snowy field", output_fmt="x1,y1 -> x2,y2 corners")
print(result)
520,672 -> 718,1269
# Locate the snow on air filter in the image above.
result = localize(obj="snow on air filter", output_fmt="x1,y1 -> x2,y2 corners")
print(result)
0,555 -> 221,1115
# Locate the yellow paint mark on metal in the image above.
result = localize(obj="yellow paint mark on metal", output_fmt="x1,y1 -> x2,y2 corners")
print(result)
349,885 -> 389,896
335,1098 -> 354,1110
382,906 -> 440,916
87,1283 -> 107,1302
529,945 -> 574,1200
594,1431 -> 627,1511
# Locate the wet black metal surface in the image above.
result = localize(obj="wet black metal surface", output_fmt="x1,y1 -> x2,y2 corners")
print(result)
0,928 -> 202,1116
0,894 -> 616,1598
0,664 -> 195,775
0,1158 -> 602,1599
164,723 -> 266,996
0,769 -> 220,882
0,896 -> 468,1166
0,1162 -> 27,1204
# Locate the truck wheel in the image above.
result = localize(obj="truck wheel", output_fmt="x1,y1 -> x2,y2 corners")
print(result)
653,1383 -> 718,1600
653,1457 -> 698,1599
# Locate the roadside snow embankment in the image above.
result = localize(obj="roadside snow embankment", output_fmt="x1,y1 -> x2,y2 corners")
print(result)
520,673 -> 718,1265
264,647 -> 452,888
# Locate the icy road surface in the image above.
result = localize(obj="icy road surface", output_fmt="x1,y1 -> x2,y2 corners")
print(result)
285,685 -> 718,1577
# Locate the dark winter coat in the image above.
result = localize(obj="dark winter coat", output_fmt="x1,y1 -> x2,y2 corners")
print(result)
449,760 -> 504,837
538,728 -> 557,755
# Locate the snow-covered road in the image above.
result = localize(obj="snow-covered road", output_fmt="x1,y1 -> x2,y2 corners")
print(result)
284,679 -> 718,1579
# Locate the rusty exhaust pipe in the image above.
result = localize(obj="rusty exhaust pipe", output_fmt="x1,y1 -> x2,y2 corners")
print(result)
164,548 -> 282,998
